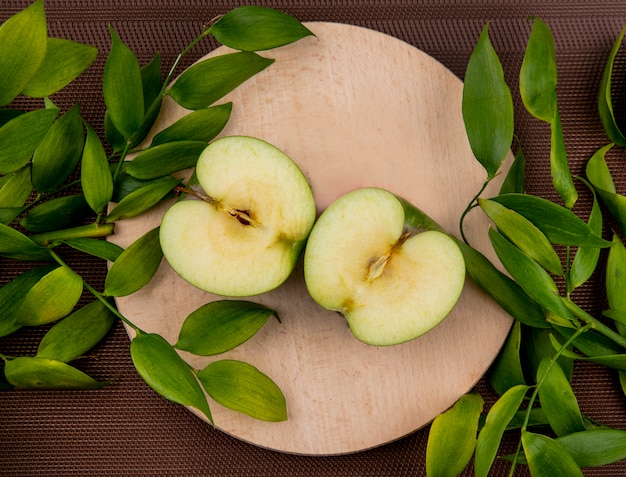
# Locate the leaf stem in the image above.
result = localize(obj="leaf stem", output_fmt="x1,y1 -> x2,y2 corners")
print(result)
46,248 -> 142,333
162,21 -> 217,97
508,321 -> 593,476
112,140 -> 132,184
563,298 -> 626,349
82,280 -> 141,333
460,178 -> 491,244
30,222 -> 115,246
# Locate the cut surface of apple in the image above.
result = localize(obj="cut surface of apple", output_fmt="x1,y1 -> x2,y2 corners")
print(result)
303,187 -> 466,346
160,135 -> 316,297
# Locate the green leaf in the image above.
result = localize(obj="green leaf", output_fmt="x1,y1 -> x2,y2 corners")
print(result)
103,27 -> 144,140
550,107 -> 578,208
168,51 -> 274,110
537,358 -> 585,437
126,141 -> 207,180
110,163 -> 177,202
603,309 -> 626,327
14,265 -> 83,326
453,239 -> 548,328
198,359 -> 287,422
520,18 -> 557,122
20,194 -> 91,233
105,176 -> 179,223
0,165 -> 32,210
586,144 -> 616,192
521,431 -> 583,477
499,147 -> 526,195
0,265 -> 56,337
0,0 -> 48,107
141,53 -> 162,111
104,54 -> 162,152
507,407 -> 550,430
489,228 -> 574,320
0,108 -> 58,174
598,27 -> 626,146
0,108 -> 24,127
565,353 -> 626,371
567,178 -> 603,292
606,234 -> 626,336
36,300 -> 115,362
64,237 -> 124,262
0,207 -> 23,225
4,356 -> 108,390
525,327 -> 573,382
31,103 -> 85,192
0,223 -> 50,260
176,300 -> 277,356
21,37 -> 98,97
475,384 -> 530,477
150,103 -> 232,146
490,321 -> 526,395
130,332 -> 212,423
104,226 -> 162,297
479,198 -> 563,276
520,18 -> 577,208
553,325 -> 624,359
82,122 -> 114,213
426,393 -> 483,477
462,23 -> 514,178
491,193 -> 611,247
586,144 -> 626,235
209,5 -> 314,52
557,428 -> 626,468
29,222 -> 114,247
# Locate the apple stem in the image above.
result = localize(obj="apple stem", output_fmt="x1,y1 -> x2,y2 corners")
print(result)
175,185 -> 215,203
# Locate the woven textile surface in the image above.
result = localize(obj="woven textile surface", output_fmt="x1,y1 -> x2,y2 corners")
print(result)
1,1 -> 626,475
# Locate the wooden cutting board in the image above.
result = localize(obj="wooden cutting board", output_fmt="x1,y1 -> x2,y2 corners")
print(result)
110,22 -> 513,455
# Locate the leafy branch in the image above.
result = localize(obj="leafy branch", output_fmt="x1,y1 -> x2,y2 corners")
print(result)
0,1 -> 313,423
427,18 -> 626,477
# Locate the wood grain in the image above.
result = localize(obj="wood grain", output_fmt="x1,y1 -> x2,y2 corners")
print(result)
109,22 -> 513,455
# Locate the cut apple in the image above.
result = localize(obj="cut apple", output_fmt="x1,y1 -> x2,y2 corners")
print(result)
160,135 -> 316,297
303,187 -> 466,346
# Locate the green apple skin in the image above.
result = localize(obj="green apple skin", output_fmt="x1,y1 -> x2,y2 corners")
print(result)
159,136 -> 316,297
303,187 -> 466,346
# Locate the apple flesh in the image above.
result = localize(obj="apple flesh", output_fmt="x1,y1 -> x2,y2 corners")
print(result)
159,135 -> 316,297
303,187 -> 465,346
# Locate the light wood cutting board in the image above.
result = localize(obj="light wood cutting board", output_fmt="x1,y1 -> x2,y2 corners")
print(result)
109,22 -> 513,455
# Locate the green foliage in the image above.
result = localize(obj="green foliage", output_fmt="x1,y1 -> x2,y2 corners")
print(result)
130,332 -> 213,423
208,5 -> 315,51
520,18 -> 577,209
0,1 -> 312,420
167,52 -> 275,109
4,356 -> 109,390
0,0 -> 47,107
36,300 -> 116,362
176,300 -> 279,356
426,393 -> 483,477
197,359 -> 288,422
103,226 -> 162,297
462,23 -> 513,179
428,16 -> 626,476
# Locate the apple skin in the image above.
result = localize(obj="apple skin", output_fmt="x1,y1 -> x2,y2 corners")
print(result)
303,187 -> 466,346
159,135 -> 316,297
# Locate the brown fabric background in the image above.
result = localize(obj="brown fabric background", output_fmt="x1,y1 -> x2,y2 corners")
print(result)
1,0 -> 626,475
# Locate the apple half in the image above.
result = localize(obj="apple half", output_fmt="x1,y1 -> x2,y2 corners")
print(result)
303,187 -> 466,346
160,135 -> 316,297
